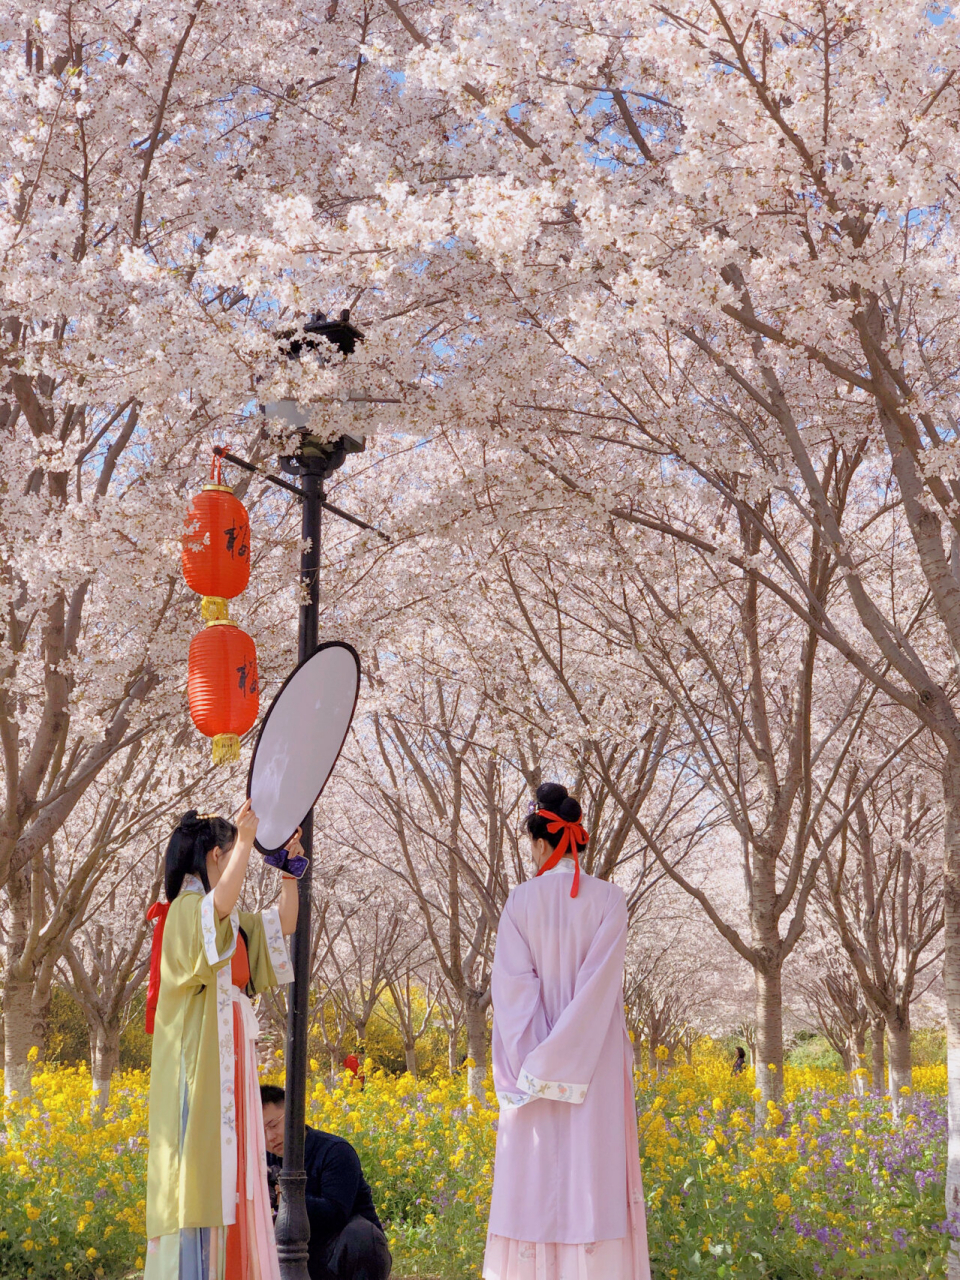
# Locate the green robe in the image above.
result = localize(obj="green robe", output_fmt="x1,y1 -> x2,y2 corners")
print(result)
146,878 -> 293,1239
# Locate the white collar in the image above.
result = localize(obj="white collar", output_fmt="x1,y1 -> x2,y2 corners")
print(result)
540,859 -> 576,876
182,873 -> 205,895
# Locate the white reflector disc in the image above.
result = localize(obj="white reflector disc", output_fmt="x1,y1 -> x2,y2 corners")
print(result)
248,642 -> 360,852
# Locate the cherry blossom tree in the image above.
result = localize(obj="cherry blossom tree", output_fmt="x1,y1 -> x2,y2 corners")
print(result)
817,753 -> 944,1106
355,0 -> 960,1248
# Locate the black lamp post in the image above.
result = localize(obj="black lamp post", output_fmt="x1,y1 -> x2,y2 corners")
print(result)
218,308 -> 388,1280
273,440 -> 347,1280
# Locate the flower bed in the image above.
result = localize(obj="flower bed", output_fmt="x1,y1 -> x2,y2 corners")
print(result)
0,1049 -> 948,1279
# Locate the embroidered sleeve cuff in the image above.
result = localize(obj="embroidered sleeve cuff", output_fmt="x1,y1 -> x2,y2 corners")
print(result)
517,1067 -> 588,1104
262,905 -> 294,984
496,1088 -> 534,1110
200,891 -> 238,967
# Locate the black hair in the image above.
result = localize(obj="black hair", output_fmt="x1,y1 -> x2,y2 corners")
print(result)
260,1084 -> 286,1107
735,1046 -> 746,1059
525,782 -> 587,852
164,810 -> 238,902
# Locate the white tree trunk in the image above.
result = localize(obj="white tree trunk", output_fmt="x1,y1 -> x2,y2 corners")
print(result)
942,754 -> 960,1280
847,1026 -> 867,1097
886,1015 -> 913,1119
869,1013 -> 886,1095
447,1027 -> 459,1076
464,996 -> 487,1102
754,965 -> 784,1123
2,970 -> 47,1098
90,1021 -> 121,1115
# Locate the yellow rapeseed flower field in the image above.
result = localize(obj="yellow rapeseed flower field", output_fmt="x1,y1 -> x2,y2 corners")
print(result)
0,1045 -> 948,1279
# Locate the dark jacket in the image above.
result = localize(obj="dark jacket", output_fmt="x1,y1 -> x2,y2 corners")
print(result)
267,1126 -> 383,1269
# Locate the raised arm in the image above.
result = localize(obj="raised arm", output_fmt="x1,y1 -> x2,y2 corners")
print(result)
277,827 -> 304,936
213,798 -> 258,921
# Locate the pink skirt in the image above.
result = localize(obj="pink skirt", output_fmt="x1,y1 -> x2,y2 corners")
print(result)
483,1235 -> 634,1280
483,1057 -> 651,1280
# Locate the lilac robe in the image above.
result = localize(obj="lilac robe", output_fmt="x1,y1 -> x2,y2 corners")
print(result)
488,861 -> 649,1256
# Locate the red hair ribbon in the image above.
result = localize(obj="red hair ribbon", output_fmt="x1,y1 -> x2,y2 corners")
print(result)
533,809 -> 588,898
145,901 -> 170,1034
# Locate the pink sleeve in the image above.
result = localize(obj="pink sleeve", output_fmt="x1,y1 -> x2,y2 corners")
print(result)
501,888 -> 628,1108
491,897 -> 549,1106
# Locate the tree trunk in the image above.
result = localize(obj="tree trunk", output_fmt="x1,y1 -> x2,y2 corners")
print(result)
847,1025 -> 867,1097
447,1027 -> 459,1076
403,1043 -> 418,1077
684,1040 -> 694,1066
869,1013 -> 886,1095
90,1020 -> 121,1115
886,1013 -> 913,1118
2,865 -> 49,1099
754,964 -> 784,1122
942,753 -> 960,1280
742,1024 -> 757,1066
2,969 -> 49,1098
464,994 -> 487,1101
354,1019 -> 367,1058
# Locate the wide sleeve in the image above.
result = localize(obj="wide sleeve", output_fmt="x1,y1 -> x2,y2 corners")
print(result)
162,892 -> 239,991
504,888 -> 628,1109
238,906 -> 294,993
491,897 -> 549,1108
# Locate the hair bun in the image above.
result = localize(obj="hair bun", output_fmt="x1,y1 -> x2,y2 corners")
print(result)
536,782 -> 567,810
558,795 -> 583,822
179,810 -> 202,832
536,782 -> 582,823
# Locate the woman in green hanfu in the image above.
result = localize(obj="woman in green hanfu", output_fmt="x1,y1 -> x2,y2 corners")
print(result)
144,801 -> 300,1280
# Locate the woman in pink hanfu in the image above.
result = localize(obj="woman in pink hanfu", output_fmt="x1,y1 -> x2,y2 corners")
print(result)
483,782 -> 651,1280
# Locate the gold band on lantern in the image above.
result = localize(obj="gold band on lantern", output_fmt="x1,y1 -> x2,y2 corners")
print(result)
201,596 -> 230,623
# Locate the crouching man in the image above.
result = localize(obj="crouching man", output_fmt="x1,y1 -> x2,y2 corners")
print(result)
261,1084 -> 392,1280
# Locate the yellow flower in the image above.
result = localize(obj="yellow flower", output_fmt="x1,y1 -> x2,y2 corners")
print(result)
27,1045 -> 40,1062
86,1248 -> 98,1260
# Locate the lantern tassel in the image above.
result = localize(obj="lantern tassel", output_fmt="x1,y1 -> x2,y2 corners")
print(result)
201,596 -> 230,623
211,733 -> 241,765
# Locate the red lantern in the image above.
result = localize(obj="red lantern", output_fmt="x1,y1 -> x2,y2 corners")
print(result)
182,455 -> 250,622
188,621 -> 260,764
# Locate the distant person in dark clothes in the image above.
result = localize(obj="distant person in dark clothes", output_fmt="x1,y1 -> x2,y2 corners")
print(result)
732,1046 -> 748,1075
260,1084 -> 391,1280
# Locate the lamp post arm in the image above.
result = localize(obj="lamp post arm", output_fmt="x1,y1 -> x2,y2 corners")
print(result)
214,447 -> 390,539
214,448 -> 304,498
